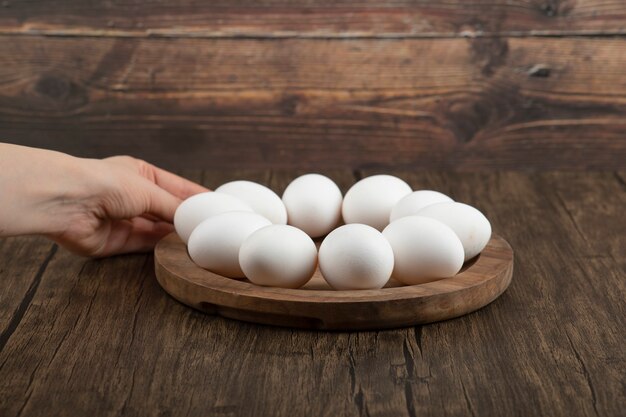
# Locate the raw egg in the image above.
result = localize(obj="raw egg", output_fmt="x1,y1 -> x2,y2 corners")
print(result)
389,190 -> 453,222
215,180 -> 287,225
174,192 -> 252,243
187,211 -> 271,278
416,202 -> 492,261
239,225 -> 317,289
342,175 -> 411,231
383,216 -> 464,285
318,224 -> 394,290
282,174 -> 343,238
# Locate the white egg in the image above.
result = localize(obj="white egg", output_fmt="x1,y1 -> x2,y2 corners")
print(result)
174,192 -> 253,243
389,190 -> 453,222
382,216 -> 464,285
239,225 -> 317,289
187,211 -> 271,278
342,175 -> 412,231
416,202 -> 492,261
215,180 -> 287,225
318,224 -> 394,290
282,174 -> 343,238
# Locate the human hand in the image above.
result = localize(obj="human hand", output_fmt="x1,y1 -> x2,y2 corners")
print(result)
0,144 -> 208,257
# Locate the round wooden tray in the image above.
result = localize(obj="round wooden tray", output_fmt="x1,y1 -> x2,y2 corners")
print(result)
154,233 -> 513,330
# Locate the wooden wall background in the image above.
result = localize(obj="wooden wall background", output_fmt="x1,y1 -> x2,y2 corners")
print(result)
1,0 -> 625,170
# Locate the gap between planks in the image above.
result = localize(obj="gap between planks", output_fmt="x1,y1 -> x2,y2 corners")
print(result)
0,244 -> 58,354
1,28 -> 626,40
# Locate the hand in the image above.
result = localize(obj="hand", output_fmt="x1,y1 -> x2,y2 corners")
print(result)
0,144 -> 208,257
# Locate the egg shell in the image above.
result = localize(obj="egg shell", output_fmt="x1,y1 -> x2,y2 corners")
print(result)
382,216 -> 464,285
215,180 -> 287,225
318,224 -> 394,290
239,225 -> 318,289
174,192 -> 253,243
416,202 -> 492,261
390,190 -> 454,222
342,175 -> 412,231
187,211 -> 271,278
282,174 -> 343,238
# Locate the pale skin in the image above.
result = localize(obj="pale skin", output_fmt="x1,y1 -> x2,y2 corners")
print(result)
0,143 -> 208,257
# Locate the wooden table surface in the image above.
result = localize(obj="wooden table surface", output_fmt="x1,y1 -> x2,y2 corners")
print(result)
0,170 -> 624,417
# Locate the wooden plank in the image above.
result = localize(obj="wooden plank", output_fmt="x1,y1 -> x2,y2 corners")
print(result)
0,237 -> 56,353
1,0 -> 625,37
0,170 -> 356,417
0,244 -> 173,415
363,170 -> 624,416
2,36 -> 626,170
544,171 -> 626,264
0,170 -> 623,416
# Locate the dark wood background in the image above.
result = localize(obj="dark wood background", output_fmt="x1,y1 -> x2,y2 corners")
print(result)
1,1 -> 625,169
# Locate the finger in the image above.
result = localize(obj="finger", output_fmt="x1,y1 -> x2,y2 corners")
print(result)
149,165 -> 209,199
138,177 -> 182,223
141,213 -> 162,222
105,156 -> 208,199
97,217 -> 174,257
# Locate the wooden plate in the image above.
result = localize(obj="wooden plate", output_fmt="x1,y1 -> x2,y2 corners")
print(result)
154,233 -> 513,330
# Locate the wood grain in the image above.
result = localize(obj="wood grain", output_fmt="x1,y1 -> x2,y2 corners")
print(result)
366,169 -> 626,417
2,36 -> 625,170
1,0 -> 625,37
0,170 -> 624,416
0,237 -> 56,352
154,233 -> 514,330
